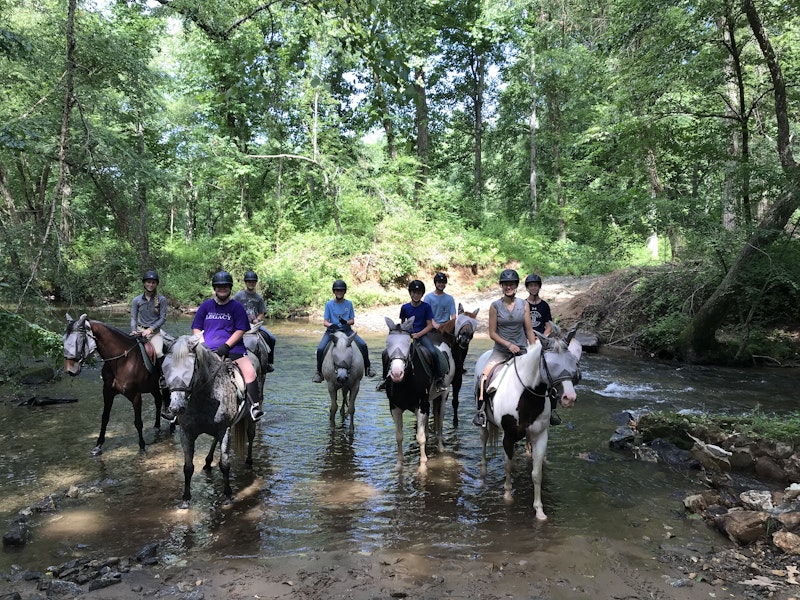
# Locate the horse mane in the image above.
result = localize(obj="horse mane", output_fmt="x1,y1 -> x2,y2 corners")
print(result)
170,335 -> 192,363
90,319 -> 137,341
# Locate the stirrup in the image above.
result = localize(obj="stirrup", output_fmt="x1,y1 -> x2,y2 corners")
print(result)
376,379 -> 387,391
472,411 -> 486,427
435,379 -> 447,392
266,364 -> 275,372
250,403 -> 263,421
549,410 -> 562,426
366,367 -> 376,378
312,372 -> 323,383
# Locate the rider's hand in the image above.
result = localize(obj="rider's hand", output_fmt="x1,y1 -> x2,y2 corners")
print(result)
215,343 -> 230,358
339,317 -> 348,326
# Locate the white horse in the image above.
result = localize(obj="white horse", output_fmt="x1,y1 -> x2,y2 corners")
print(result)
474,326 -> 582,520
321,331 -> 365,429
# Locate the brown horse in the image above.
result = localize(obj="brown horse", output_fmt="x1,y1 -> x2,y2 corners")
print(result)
63,313 -> 169,455
436,304 -> 479,427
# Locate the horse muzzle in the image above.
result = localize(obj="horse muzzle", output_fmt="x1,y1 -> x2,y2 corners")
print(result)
169,392 -> 188,415
63,359 -> 82,376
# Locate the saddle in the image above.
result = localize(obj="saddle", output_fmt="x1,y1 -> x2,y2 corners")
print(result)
412,343 -> 449,379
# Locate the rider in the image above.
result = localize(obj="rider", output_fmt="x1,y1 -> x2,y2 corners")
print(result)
525,273 -> 560,425
524,273 -> 553,336
473,269 -> 536,427
233,270 -> 276,372
312,279 -> 376,383
424,272 -> 456,329
192,271 -> 263,422
130,270 -> 168,359
378,280 -> 447,393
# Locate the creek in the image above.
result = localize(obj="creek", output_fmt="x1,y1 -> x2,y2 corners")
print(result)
2,313 -> 799,572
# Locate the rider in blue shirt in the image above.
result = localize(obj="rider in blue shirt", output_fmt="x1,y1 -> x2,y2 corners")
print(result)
424,272 -> 456,329
377,280 -> 447,392
312,280 -> 376,382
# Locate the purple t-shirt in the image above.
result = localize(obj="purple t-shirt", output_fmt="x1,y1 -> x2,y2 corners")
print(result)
399,301 -> 434,334
192,298 -> 249,354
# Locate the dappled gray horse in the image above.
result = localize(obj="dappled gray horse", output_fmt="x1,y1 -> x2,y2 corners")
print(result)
161,334 -> 257,509
321,331 -> 365,428
474,325 -> 582,520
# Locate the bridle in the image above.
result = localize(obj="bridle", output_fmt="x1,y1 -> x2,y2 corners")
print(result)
66,321 -> 139,365
510,343 -> 581,400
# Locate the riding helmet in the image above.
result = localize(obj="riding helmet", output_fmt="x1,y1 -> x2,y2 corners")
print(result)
142,270 -> 159,283
525,273 -> 542,286
212,271 -> 234,287
408,279 -> 425,294
499,269 -> 520,284
332,279 -> 347,292
244,270 -> 258,282
433,272 -> 448,284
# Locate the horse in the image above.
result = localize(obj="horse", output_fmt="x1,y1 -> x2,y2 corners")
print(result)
436,304 -> 479,428
161,334 -> 260,508
321,330 -> 365,429
474,325 -> 582,520
62,313 -> 170,455
381,316 -> 439,471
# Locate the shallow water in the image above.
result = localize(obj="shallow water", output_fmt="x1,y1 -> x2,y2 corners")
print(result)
2,313 -> 799,571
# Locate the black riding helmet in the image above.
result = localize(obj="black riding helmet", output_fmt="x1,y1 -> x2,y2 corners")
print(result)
525,273 -> 542,286
212,271 -> 234,287
499,269 -> 520,284
433,272 -> 447,284
244,270 -> 258,282
142,270 -> 159,283
332,279 -> 347,292
408,279 -> 425,294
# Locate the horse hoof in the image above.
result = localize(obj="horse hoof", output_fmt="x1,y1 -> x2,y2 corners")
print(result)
222,498 -> 234,508
179,501 -> 190,510
91,446 -> 103,456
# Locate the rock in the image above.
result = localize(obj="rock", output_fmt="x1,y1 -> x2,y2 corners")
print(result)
49,579 -> 83,596
19,366 -> 55,385
754,456 -> 786,482
135,542 -> 159,563
777,511 -> 800,532
739,490 -> 773,511
2,523 -> 31,547
715,510 -> 768,544
650,438 -> 699,469
782,454 -> 800,482
609,426 -> 635,450
757,439 -> 794,460
772,530 -> 800,555
785,483 -> 800,502
683,494 -> 707,513
688,433 -> 731,472
729,447 -> 755,471
88,572 -> 122,591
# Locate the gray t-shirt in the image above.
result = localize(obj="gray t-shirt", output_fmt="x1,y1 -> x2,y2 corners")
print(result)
234,290 -> 266,321
491,297 -> 528,352
424,291 -> 456,325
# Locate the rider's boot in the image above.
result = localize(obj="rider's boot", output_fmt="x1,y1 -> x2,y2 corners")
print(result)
549,396 -> 562,426
312,349 -> 323,382
247,381 -> 263,421
375,352 -> 388,391
365,364 -> 376,378
472,400 -> 486,427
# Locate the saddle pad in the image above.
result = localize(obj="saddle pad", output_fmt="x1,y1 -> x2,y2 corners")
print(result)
486,362 -> 512,394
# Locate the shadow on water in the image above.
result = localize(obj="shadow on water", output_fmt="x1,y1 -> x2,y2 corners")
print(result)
3,312 -> 800,571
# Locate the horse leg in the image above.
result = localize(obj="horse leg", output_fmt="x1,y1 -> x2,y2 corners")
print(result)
245,419 -> 256,468
92,385 -> 116,455
416,409 -> 428,472
131,393 -> 146,453
219,429 -> 233,506
347,384 -> 358,431
340,389 -> 347,419
435,393 -> 446,453
480,426 -> 489,477
180,432 -> 195,509
328,388 -> 338,427
451,368 -> 463,428
204,440 -> 217,472
528,428 -> 549,521
502,434 -> 516,503
391,407 -> 404,471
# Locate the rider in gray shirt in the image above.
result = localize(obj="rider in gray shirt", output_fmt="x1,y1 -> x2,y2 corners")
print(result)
130,270 -> 168,357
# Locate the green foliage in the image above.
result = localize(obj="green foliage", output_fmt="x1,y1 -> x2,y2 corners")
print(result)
59,235 -> 139,305
0,309 -> 62,381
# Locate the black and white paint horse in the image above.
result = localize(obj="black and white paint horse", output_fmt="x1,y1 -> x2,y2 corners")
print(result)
321,331 -> 365,429
381,316 -> 437,471
474,325 -> 582,520
161,334 -> 261,508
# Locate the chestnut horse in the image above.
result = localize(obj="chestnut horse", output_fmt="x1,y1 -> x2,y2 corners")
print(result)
435,304 -> 479,428
62,313 -> 169,455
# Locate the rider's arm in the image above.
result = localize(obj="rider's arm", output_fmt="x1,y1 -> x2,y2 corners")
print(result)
152,295 -> 167,331
224,330 -> 245,348
524,309 -> 537,346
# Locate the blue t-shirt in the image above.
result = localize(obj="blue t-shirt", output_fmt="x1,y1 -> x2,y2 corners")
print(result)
323,298 -> 355,330
399,301 -> 434,334
423,292 -> 456,325
192,298 -> 249,354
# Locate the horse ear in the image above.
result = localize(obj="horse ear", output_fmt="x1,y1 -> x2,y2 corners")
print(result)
534,329 -> 553,349
78,314 -> 88,326
568,337 -> 583,361
347,332 -> 356,343
66,313 -> 73,323
458,303 -> 464,314
385,316 -> 396,330
473,307 -> 479,316
549,322 -> 561,338
401,316 -> 415,331
565,323 -> 580,345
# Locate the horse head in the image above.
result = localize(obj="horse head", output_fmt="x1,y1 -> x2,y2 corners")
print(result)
329,331 -> 360,385
454,304 -> 479,350
384,316 -> 414,383
535,324 -> 582,409
161,334 -> 201,416
63,313 -> 96,376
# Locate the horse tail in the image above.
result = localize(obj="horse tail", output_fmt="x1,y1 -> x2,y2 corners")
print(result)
486,420 -> 500,447
231,418 -> 249,456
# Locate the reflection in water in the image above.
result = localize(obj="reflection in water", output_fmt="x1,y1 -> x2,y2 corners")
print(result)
2,312 -> 800,572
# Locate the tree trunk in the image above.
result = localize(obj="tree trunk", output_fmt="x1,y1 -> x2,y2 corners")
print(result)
529,46 -> 538,220
136,104 -> 150,268
473,51 -> 484,203
678,0 -> 800,362
413,67 -> 429,209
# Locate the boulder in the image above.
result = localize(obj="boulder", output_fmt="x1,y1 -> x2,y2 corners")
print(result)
772,530 -> 800,555
715,510 -> 768,544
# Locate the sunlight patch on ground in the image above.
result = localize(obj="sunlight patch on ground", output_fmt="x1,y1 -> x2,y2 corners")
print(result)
303,480 -> 380,508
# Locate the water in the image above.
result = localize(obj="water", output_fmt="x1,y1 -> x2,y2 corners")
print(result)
2,313 -> 799,571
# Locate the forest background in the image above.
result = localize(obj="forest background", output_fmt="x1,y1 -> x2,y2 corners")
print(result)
1,0 -> 800,376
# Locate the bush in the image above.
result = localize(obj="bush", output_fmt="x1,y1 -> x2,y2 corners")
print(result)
0,310 -> 62,382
